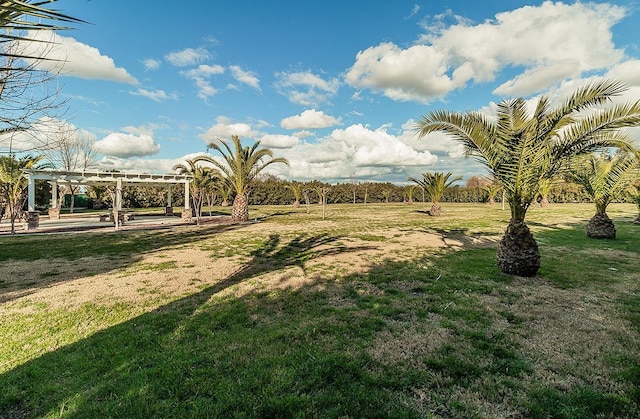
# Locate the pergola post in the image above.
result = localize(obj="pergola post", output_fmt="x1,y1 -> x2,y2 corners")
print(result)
181,180 -> 192,223
165,185 -> 173,216
26,175 -> 40,229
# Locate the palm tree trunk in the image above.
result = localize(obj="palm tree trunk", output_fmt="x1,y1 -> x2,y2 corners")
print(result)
231,193 -> 249,221
586,211 -> 616,239
496,219 -> 541,277
293,200 -> 300,208
429,203 -> 441,216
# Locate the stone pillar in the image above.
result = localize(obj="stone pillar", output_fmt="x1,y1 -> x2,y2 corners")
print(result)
25,211 -> 40,230
48,207 -> 61,220
27,175 -> 36,212
181,208 -> 193,223
184,181 -> 190,210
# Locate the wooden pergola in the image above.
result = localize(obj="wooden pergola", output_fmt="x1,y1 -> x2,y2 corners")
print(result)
21,169 -> 193,228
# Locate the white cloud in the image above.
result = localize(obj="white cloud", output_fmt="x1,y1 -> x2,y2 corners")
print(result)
347,2 -> 627,102
607,60 -> 640,87
281,109 -> 342,129
181,64 -> 225,100
130,88 -> 179,102
346,42 -> 468,103
165,47 -> 211,67
94,133 -> 161,158
229,65 -> 260,90
272,124 -> 438,181
142,58 -> 160,71
199,117 -> 260,144
18,31 -> 137,84
275,71 -> 340,106
257,134 -> 299,148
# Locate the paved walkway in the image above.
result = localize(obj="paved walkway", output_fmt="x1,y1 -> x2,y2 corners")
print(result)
0,213 -> 191,235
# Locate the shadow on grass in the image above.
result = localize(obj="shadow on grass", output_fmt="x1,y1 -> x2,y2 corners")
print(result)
0,223 -> 249,305
0,233 -> 389,418
1,219 -> 639,417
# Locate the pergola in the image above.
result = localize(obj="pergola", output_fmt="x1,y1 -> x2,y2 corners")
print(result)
21,169 -> 193,227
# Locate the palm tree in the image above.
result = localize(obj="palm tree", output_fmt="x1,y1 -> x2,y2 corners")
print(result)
1,1 -> 84,50
0,154 -> 43,233
416,79 -> 640,276
195,135 -> 289,221
173,159 -> 220,225
569,153 -> 638,239
537,178 -> 554,207
404,184 -> 417,204
409,171 -> 462,216
285,181 -> 304,208
484,180 -> 502,205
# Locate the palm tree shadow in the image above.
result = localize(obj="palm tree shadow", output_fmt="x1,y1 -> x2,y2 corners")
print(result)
0,233 -> 375,417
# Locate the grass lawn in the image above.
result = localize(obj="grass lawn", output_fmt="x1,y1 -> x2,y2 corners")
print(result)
0,202 -> 638,418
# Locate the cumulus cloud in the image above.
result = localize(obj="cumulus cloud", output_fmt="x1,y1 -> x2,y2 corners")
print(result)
199,117 -> 260,144
94,133 -> 161,158
165,47 -> 211,67
130,88 -> 179,102
272,124 -> 438,181
347,2 -> 627,102
230,65 -> 260,90
281,109 -> 342,130
18,31 -> 137,84
257,134 -> 299,148
275,71 -> 340,106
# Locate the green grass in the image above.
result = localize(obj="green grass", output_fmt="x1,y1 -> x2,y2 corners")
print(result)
0,202 -> 639,418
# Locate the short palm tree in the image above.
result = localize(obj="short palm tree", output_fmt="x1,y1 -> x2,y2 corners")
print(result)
404,184 -> 417,204
537,178 -> 555,207
416,79 -> 640,276
173,159 -> 221,225
195,135 -> 289,221
409,171 -> 462,216
569,153 -> 638,239
286,181 -> 304,208
484,179 -> 502,205
0,154 -> 44,233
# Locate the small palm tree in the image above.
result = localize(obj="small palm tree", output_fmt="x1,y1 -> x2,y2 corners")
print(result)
484,180 -> 502,205
409,171 -> 462,216
537,178 -> 555,207
173,159 -> 220,225
0,154 -> 44,233
286,181 -> 304,208
195,135 -> 289,221
404,185 -> 417,204
569,153 -> 638,239
416,79 -> 640,276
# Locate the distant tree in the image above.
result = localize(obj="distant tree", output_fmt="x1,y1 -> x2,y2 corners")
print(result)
409,171 -> 462,216
41,123 -> 97,213
197,135 -> 289,221
569,152 -> 638,239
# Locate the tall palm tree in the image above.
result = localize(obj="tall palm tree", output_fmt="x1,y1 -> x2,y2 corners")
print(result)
416,79 -> 640,276
195,135 -> 289,221
569,153 -> 638,239
0,154 -> 43,233
409,171 -> 462,216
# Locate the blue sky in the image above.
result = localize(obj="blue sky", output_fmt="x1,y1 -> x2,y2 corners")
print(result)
5,0 -> 640,183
